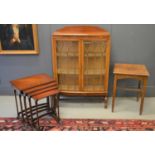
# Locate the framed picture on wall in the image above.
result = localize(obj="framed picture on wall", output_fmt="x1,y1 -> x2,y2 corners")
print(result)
0,24 -> 39,55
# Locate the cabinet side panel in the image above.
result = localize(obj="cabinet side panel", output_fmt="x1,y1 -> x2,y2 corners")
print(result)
52,37 -> 58,81
104,38 -> 111,93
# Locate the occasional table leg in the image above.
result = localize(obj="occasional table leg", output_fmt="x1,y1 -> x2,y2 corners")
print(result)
46,97 -> 50,112
140,78 -> 148,115
19,93 -> 24,121
35,100 -> 39,127
112,75 -> 118,112
50,96 -> 55,109
104,96 -> 108,109
51,95 -> 60,123
28,97 -> 33,125
23,95 -> 29,123
137,80 -> 141,102
14,90 -> 19,118
53,96 -> 57,113
57,94 -> 60,121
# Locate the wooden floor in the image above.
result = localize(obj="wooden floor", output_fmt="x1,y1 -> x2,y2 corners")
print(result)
0,96 -> 155,120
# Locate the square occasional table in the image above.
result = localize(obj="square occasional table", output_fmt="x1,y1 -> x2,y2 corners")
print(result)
112,64 -> 150,115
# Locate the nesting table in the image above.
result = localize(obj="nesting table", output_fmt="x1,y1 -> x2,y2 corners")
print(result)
10,74 -> 60,129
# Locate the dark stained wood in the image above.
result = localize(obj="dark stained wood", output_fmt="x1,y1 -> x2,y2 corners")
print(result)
32,89 -> 59,100
11,74 -> 60,100
24,81 -> 57,94
10,74 -> 53,90
10,74 -> 60,129
29,86 -> 58,97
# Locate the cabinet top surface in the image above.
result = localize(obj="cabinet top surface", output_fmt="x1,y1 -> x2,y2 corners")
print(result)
53,26 -> 110,37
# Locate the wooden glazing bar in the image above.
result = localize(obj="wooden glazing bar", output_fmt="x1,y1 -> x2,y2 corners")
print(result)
86,44 -> 89,90
57,69 -> 79,75
100,56 -> 103,91
74,51 -> 76,90
67,46 -> 69,90
57,52 -> 78,57
93,49 -> 97,91
80,40 -> 84,90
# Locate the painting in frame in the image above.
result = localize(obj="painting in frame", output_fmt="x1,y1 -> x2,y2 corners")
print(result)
0,24 -> 39,55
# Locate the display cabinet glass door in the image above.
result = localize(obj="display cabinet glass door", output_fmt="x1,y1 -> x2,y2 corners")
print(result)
83,40 -> 106,91
56,40 -> 79,91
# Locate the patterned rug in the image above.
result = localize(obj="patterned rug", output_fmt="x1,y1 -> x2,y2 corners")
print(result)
0,118 -> 155,131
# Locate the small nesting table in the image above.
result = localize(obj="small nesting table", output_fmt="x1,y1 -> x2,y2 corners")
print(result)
112,64 -> 149,115
10,74 -> 60,129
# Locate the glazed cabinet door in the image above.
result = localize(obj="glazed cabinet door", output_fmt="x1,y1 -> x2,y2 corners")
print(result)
83,40 -> 107,92
55,40 -> 80,91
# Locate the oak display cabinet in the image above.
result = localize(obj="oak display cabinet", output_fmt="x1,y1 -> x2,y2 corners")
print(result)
52,26 -> 110,107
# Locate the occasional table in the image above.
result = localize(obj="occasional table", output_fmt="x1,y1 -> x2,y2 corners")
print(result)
10,74 -> 60,129
112,64 -> 150,115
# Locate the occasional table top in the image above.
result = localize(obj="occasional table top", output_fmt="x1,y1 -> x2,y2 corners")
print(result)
10,74 -> 53,91
113,64 -> 150,76
10,74 -> 59,100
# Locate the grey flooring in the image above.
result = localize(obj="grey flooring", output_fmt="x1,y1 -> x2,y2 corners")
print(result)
0,96 -> 155,120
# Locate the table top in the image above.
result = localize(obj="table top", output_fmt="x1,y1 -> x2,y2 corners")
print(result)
10,74 -> 59,100
10,74 -> 53,91
113,64 -> 150,76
